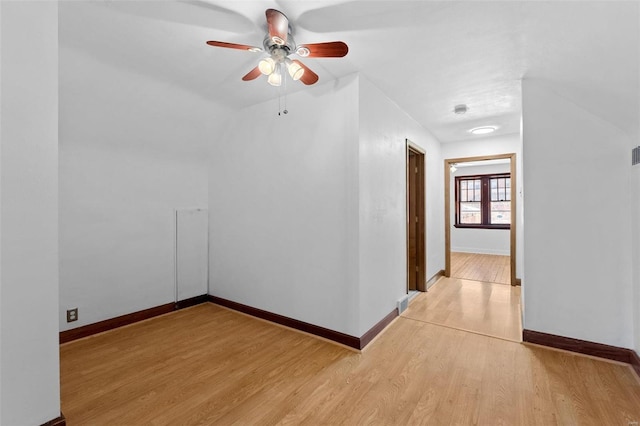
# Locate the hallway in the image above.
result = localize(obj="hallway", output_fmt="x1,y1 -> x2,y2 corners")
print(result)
450,252 -> 511,285
404,276 -> 521,341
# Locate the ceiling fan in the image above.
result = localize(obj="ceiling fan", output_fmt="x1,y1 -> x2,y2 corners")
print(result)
206,8 -> 348,86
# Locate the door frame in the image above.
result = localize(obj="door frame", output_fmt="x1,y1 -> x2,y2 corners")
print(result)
444,153 -> 517,286
406,139 -> 426,292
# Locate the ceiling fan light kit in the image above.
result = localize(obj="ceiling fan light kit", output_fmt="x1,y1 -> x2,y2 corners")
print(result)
258,57 -> 276,75
205,9 -> 348,87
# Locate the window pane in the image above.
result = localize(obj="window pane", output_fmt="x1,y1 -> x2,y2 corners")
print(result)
505,178 -> 511,200
490,201 -> 510,224
490,177 -> 511,201
460,202 -> 481,224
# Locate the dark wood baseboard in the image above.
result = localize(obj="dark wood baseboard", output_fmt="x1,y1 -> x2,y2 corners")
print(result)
41,413 -> 65,426
59,294 -> 399,351
60,295 -> 209,344
630,348 -> 640,378
175,294 -> 210,310
426,270 -> 445,289
360,308 -> 398,349
209,296 -> 361,349
209,296 -> 398,350
523,329 -> 640,377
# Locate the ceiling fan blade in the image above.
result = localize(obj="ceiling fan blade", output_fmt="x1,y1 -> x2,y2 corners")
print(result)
297,41 -> 348,58
292,60 -> 319,85
242,66 -> 262,81
266,9 -> 289,45
206,40 -> 262,52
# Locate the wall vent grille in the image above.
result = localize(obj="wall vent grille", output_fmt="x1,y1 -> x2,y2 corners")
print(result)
397,295 -> 409,314
633,146 -> 640,166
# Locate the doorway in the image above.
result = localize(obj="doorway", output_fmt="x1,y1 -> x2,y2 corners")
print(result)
406,140 -> 426,292
444,154 -> 517,286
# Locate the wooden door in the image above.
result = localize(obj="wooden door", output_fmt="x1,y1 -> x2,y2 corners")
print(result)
408,152 -> 418,291
407,144 -> 425,292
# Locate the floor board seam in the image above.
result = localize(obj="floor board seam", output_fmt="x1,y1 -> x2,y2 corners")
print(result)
399,315 -> 522,344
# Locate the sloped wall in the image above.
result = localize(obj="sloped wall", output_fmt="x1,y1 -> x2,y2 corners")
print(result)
59,44 -> 225,331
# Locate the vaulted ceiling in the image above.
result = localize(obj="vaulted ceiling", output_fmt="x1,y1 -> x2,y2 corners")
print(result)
60,1 -> 639,143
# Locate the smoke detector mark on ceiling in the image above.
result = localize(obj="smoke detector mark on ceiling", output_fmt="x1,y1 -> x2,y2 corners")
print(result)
454,104 -> 467,114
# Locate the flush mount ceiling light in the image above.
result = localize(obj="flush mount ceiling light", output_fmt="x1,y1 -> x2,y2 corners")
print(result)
469,126 -> 497,135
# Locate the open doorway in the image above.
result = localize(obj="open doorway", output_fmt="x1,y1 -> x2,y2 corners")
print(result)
406,140 -> 425,293
400,152 -> 521,342
444,154 -> 517,286
401,152 -> 521,342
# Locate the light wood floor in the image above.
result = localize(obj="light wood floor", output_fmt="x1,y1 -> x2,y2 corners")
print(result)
405,276 -> 522,342
451,251 -> 510,285
60,303 -> 640,425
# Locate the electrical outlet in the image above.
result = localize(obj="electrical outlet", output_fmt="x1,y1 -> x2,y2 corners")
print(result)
66,308 -> 78,322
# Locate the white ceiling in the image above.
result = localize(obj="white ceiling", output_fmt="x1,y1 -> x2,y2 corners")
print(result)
60,0 -> 639,143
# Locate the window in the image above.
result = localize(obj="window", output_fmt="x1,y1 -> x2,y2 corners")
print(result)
455,173 -> 510,229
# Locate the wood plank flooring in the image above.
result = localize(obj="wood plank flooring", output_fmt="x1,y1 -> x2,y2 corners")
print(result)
405,276 -> 522,342
451,251 -> 510,285
60,303 -> 640,425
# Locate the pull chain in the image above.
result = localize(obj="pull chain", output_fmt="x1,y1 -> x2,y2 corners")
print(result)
276,63 -> 289,116
283,67 -> 288,115
278,84 -> 281,115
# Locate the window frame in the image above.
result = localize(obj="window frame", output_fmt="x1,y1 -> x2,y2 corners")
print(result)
454,172 -> 511,230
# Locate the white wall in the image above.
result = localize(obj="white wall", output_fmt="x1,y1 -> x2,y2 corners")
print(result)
59,45 -> 225,330
0,2 -> 61,424
450,163 -> 511,255
633,162 -> 640,353
522,79 -> 633,348
209,74 -> 444,337
209,75 -> 361,336
1,3 -> 3,418
441,133 -> 523,277
358,76 -> 443,334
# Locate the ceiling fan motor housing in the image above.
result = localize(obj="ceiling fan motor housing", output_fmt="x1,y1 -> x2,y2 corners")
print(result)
263,33 -> 296,60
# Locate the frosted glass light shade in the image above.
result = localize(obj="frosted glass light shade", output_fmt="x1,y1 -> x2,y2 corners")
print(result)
287,61 -> 304,81
267,68 -> 282,86
258,57 -> 276,75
